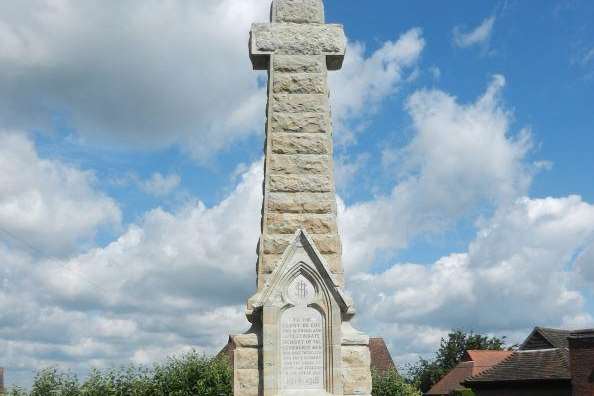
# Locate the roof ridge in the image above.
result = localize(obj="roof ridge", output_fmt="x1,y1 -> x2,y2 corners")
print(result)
466,350 -> 517,381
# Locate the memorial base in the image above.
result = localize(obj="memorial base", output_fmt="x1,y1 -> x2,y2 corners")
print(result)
231,323 -> 372,396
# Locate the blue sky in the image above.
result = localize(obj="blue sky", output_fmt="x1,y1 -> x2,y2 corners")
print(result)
1,0 -> 593,388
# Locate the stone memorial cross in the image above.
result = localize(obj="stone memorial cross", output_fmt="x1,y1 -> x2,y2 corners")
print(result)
250,0 -> 346,291
230,1 -> 373,396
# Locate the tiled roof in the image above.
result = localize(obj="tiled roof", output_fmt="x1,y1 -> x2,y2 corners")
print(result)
521,327 -> 572,350
369,337 -> 396,373
465,350 -> 514,376
425,362 -> 473,395
426,351 -> 512,395
465,348 -> 571,384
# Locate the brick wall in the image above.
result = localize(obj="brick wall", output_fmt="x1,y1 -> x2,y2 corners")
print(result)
569,330 -> 594,396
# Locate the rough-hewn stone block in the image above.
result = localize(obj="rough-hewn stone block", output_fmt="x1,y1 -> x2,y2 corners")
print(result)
270,112 -> 329,134
261,253 -> 282,274
273,55 -> 324,73
273,73 -> 326,94
233,333 -> 260,347
263,234 -> 340,254
342,346 -> 371,368
269,174 -> 331,192
266,213 -> 337,234
271,94 -> 328,113
235,369 -> 260,390
270,154 -> 330,174
251,23 -> 346,56
267,192 -> 335,214
273,0 -> 325,24
342,367 -> 372,395
235,348 -> 260,370
271,133 -> 329,154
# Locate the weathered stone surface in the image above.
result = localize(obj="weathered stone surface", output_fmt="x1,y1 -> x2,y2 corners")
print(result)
261,253 -> 283,274
251,23 -> 346,56
266,213 -> 337,234
271,94 -> 328,113
233,333 -> 261,347
269,174 -> 331,193
270,112 -> 329,134
263,234 -> 340,254
273,0 -> 325,24
273,73 -> 326,94
235,348 -> 260,369
235,369 -> 259,396
273,55 -> 324,73
271,133 -> 329,154
270,154 -> 330,174
342,346 -> 371,368
267,192 -> 335,214
342,367 -> 373,395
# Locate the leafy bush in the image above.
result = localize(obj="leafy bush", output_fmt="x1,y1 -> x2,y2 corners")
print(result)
6,352 -> 232,396
450,389 -> 475,396
372,369 -> 421,396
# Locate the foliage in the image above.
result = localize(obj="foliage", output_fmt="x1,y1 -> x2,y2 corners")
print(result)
6,352 -> 232,396
450,389 -> 476,396
372,369 -> 421,396
408,330 -> 506,393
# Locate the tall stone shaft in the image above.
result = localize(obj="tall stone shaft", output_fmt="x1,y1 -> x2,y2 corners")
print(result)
251,0 -> 347,291
230,3 -> 372,396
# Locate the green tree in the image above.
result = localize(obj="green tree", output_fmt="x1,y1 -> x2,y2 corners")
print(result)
408,330 -> 506,393
372,369 -> 421,396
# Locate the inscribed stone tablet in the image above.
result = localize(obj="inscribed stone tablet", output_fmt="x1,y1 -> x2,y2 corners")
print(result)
281,306 -> 324,390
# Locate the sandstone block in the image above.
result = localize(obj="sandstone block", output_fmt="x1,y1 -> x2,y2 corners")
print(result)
342,367 -> 372,395
312,234 -> 341,254
233,333 -> 261,348
266,213 -> 337,234
234,348 -> 259,370
273,55 -> 324,73
270,112 -> 329,134
261,253 -> 282,274
267,192 -> 335,214
270,154 -> 330,174
235,369 -> 259,396
342,346 -> 371,368
271,94 -> 328,113
273,0 -> 325,24
323,253 -> 342,273
251,23 -> 346,56
263,234 -> 340,254
273,73 -> 326,94
269,174 -> 331,193
271,133 -> 329,154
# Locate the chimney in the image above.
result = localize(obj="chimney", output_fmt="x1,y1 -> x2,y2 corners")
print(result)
0,367 -> 4,395
569,330 -> 594,396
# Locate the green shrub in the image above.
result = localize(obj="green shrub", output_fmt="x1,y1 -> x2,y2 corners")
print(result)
372,369 -> 421,396
450,389 -> 475,396
7,351 -> 232,396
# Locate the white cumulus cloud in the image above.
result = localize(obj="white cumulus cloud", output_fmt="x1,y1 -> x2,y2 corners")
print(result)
453,16 -> 496,48
0,131 -> 121,256
341,75 -> 533,274
330,28 -> 425,144
140,173 -> 181,197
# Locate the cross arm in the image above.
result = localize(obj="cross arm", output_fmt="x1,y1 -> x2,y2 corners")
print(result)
250,23 -> 346,71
